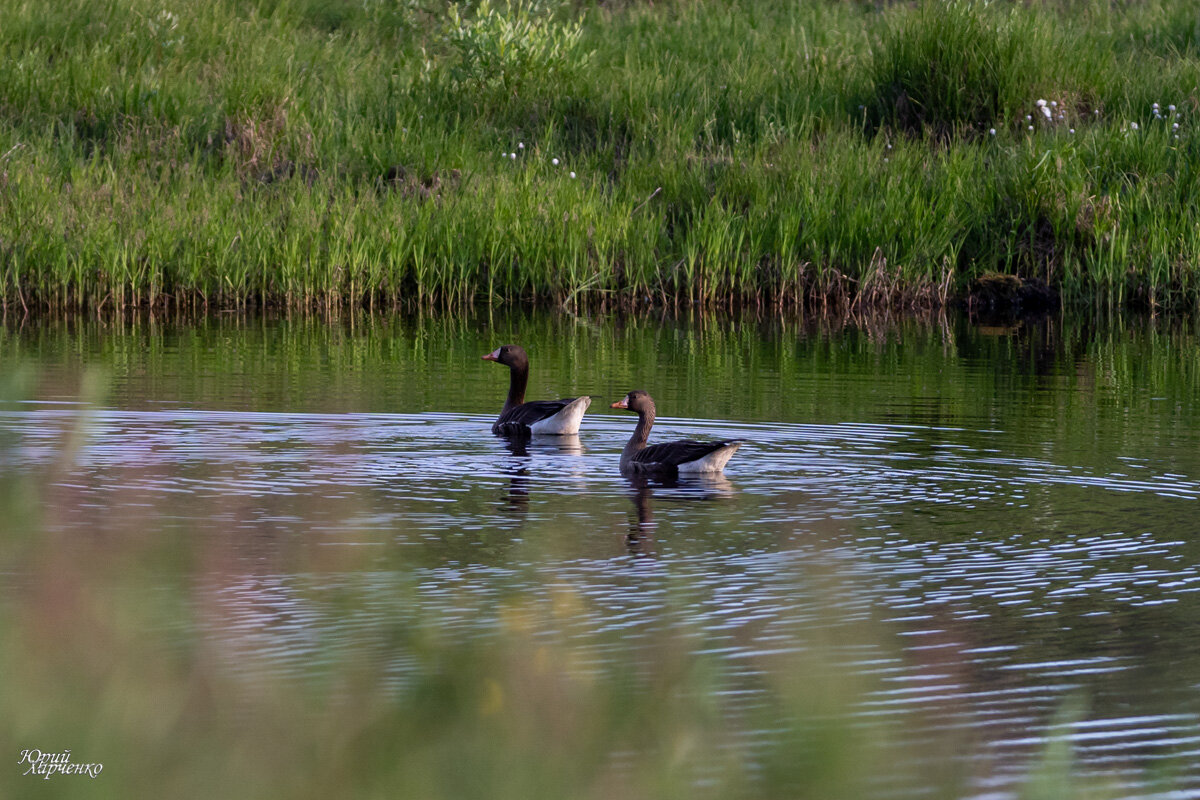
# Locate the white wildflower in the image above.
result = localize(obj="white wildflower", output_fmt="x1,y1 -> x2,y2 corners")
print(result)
552,158 -> 559,166
1036,99 -> 1047,107
518,142 -> 524,149
1041,106 -> 1052,119
1130,121 -> 1139,130
569,171 -> 576,178
989,128 -> 997,135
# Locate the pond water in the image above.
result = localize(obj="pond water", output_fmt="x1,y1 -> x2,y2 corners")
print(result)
3,310 -> 1200,798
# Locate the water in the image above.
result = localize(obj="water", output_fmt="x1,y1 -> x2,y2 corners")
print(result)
4,310 -> 1200,797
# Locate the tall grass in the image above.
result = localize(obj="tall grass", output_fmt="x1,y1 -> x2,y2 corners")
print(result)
4,0 -> 1200,311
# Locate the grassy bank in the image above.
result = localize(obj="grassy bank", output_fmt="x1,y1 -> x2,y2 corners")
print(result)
4,0 -> 1200,312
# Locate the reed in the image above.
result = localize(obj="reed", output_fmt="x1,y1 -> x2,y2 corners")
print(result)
5,0 -> 1200,312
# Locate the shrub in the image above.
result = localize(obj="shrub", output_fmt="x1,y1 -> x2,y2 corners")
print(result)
442,0 -> 590,103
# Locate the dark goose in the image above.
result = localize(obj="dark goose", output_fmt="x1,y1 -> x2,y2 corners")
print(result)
482,344 -> 591,436
610,390 -> 741,474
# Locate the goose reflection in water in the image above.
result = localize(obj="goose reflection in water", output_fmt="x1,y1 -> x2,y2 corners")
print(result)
501,436 -> 531,515
498,434 -> 585,519
623,473 -> 735,556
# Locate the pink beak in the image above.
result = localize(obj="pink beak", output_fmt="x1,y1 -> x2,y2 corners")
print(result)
482,348 -> 500,362
610,397 -> 629,409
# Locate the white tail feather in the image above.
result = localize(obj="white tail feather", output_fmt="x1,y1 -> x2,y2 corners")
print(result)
677,442 -> 741,473
529,396 -> 592,435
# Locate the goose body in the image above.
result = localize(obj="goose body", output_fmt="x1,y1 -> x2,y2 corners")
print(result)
483,344 -> 591,436
494,395 -> 592,436
611,390 -> 741,474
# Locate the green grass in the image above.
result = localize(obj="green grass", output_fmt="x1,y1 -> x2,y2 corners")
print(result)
5,0 -> 1200,311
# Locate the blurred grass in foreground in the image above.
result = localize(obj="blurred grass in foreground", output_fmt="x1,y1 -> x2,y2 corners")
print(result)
0,469 -> 923,796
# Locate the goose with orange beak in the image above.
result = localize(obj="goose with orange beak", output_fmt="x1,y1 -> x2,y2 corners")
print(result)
611,390 -> 741,474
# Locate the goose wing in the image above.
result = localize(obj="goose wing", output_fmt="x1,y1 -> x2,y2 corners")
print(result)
631,439 -> 736,469
493,398 -> 577,434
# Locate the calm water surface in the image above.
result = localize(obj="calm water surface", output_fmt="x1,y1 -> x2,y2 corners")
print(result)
4,310 -> 1200,797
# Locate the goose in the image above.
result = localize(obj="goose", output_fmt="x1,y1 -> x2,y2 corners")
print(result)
610,390 -> 741,474
482,344 -> 591,435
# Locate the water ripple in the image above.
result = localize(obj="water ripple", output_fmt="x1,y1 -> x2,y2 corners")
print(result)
6,404 -> 1200,796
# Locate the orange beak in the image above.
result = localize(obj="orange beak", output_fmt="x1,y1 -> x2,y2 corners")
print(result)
481,349 -> 500,362
610,397 -> 629,409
